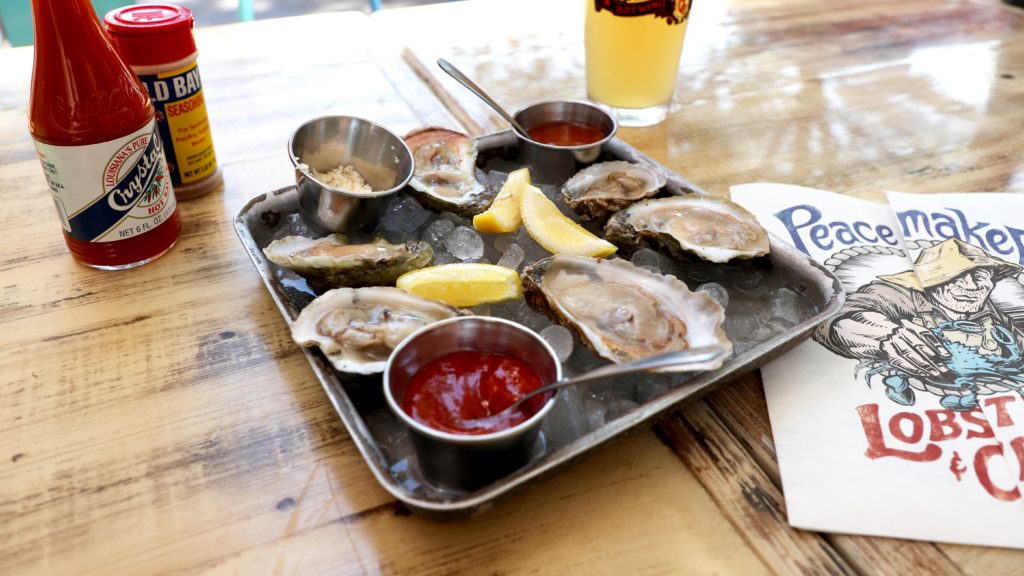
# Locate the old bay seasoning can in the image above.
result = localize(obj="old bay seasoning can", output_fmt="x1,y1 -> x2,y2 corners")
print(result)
105,4 -> 221,200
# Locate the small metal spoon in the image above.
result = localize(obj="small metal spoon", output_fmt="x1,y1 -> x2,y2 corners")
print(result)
483,344 -> 729,420
437,58 -> 530,137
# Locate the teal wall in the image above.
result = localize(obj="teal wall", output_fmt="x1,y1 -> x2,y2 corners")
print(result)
0,0 -> 126,47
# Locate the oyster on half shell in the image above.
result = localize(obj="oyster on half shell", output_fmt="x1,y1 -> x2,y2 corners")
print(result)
405,127 -> 496,216
522,256 -> 731,371
561,161 -> 666,223
264,235 -> 433,292
604,196 -> 770,263
291,287 -> 463,374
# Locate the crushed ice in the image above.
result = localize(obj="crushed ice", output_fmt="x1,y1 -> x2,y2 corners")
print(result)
540,324 -> 574,362
497,242 -> 526,271
696,282 -> 729,309
273,173 -> 821,498
445,226 -> 485,261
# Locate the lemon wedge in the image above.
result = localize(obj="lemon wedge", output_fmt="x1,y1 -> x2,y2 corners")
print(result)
520,185 -> 617,257
472,167 -> 531,234
396,263 -> 523,307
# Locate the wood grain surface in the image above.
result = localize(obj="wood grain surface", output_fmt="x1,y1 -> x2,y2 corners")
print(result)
0,9 -> 766,576
380,0 -> 1024,573
3,1 -> 1024,574
392,0 -> 1024,201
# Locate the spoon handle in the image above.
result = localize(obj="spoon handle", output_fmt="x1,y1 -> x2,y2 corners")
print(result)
437,58 -> 529,136
502,344 -> 728,414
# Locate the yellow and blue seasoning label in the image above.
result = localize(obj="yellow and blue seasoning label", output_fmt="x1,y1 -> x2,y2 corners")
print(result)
138,61 -> 217,186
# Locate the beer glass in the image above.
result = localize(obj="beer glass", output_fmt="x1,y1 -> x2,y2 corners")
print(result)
584,0 -> 693,127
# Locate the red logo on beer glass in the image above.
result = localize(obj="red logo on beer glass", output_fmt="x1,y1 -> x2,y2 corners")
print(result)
594,0 -> 691,24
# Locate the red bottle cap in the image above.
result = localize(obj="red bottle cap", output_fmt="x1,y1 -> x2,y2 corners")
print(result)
104,4 -> 197,67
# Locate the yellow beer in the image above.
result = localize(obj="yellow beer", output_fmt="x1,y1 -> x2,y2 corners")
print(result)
585,0 -> 691,124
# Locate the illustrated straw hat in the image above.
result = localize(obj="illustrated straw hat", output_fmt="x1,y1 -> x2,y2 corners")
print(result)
880,238 -> 1022,290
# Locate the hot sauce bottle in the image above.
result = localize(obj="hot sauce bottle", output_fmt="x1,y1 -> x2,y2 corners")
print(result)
29,0 -> 181,270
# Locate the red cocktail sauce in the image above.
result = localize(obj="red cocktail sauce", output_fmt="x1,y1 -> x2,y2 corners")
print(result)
526,121 -> 606,147
402,351 -> 547,435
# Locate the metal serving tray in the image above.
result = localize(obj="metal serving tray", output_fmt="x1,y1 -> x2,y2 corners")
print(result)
234,130 -> 845,519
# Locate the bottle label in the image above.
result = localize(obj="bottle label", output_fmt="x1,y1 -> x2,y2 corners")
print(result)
594,0 -> 691,24
35,121 -> 178,243
138,61 -> 218,186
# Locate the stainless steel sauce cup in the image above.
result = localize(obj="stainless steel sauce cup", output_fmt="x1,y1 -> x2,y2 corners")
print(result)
384,316 -> 561,491
512,100 -> 617,182
288,115 -> 414,233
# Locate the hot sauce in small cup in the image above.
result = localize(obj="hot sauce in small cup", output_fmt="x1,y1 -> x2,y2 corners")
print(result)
526,121 -> 606,147
402,350 -> 546,435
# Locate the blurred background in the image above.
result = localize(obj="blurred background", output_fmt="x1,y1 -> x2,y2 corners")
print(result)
0,0 -> 440,47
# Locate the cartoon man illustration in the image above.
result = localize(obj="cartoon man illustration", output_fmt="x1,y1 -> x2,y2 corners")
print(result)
817,238 -> 1024,411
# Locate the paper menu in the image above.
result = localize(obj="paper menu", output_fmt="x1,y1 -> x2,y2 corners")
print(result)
730,184 -> 1024,549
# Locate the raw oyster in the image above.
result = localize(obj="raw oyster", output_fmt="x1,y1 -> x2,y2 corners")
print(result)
264,235 -> 433,292
291,287 -> 463,374
604,196 -> 769,263
561,161 -> 666,222
522,256 -> 731,371
405,127 -> 496,216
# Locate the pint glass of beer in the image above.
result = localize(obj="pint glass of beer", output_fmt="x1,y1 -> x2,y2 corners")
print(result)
585,0 -> 693,126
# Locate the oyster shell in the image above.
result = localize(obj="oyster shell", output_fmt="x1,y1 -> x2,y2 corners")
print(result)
522,256 -> 731,370
291,287 -> 463,374
604,196 -> 770,263
405,127 -> 496,216
561,161 -> 666,222
264,235 -> 433,292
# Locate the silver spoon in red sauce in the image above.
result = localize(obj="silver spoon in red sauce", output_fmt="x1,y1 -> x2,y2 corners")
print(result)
466,343 -> 729,428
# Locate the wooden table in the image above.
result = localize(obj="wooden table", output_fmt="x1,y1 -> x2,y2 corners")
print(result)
2,1 -> 1023,574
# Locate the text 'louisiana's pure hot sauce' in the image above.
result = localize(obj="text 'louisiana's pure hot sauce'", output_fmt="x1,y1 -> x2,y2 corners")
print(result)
29,0 -> 181,270
105,4 -> 221,201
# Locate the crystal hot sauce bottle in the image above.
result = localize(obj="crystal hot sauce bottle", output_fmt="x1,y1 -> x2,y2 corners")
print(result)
29,0 -> 181,270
